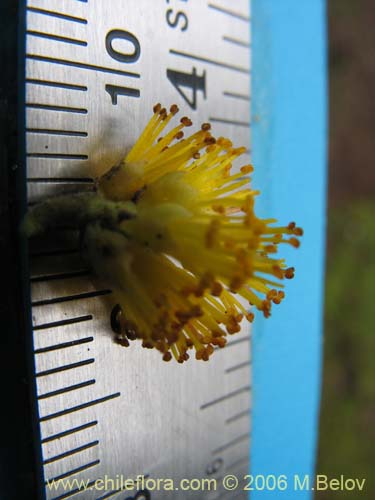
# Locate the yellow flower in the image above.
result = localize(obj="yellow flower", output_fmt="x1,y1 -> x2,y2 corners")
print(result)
24,104 -> 302,363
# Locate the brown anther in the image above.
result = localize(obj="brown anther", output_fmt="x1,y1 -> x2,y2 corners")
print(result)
151,331 -> 163,341
193,152 -> 201,159
261,300 -> 272,318
205,219 -> 220,248
294,227 -> 304,236
180,116 -> 192,126
212,204 -> 225,214
162,352 -> 172,362
157,109 -> 166,120
170,104 -> 179,115
226,322 -> 241,334
236,146 -> 247,155
289,237 -> 300,248
201,122 -> 211,131
166,331 -> 179,344
195,349 -> 204,360
157,137 -> 163,143
229,274 -> 243,292
287,222 -> 296,230
204,136 -> 216,145
211,281 -> 223,297
191,305 -> 204,318
246,312 -> 255,323
142,341 -> 154,349
206,144 -> 217,153
201,350 -> 210,361
264,244 -> 277,253
215,337 -> 227,348
115,335 -> 129,347
157,342 -> 167,353
240,164 -> 254,174
153,103 -> 162,113
266,289 -> 278,300
206,345 -> 214,356
174,131 -> 184,140
272,265 -> 284,280
285,267 -> 295,279
186,338 -> 194,348
212,330 -> 223,338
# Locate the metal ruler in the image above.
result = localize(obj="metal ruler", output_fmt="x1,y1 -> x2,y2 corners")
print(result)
25,1 -> 252,498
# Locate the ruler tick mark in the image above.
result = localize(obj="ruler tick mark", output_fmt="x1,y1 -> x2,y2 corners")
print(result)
38,379 -> 96,400
208,3 -> 250,23
27,6 -> 88,25
223,91 -> 250,102
201,385 -> 251,410
223,35 -> 250,49
27,154 -> 89,161
34,336 -> 94,354
27,30 -> 88,47
30,269 -> 90,283
26,79 -> 87,91
170,49 -> 250,75
27,128 -> 88,137
33,315 -> 93,331
40,392 -> 121,421
226,408 -> 251,425
41,421 -> 98,443
32,289 -> 112,307
43,440 -> 99,464
36,358 -> 95,377
27,178 -> 93,184
225,335 -> 250,348
209,117 -> 250,128
45,459 -> 100,484
26,102 -> 88,113
212,432 -> 250,455
27,54 -> 140,78
225,359 -> 251,373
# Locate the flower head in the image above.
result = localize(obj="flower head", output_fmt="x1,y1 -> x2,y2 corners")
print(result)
94,104 -> 302,361
24,104 -> 303,363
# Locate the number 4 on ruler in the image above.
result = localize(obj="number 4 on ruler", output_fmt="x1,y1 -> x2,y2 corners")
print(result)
167,67 -> 206,110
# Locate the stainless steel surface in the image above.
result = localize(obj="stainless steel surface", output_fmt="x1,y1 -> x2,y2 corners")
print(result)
26,0 -> 252,498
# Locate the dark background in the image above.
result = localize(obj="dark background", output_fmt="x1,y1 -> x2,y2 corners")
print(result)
316,0 -> 375,497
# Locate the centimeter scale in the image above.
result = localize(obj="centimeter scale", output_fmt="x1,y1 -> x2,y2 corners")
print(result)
25,0 -> 252,498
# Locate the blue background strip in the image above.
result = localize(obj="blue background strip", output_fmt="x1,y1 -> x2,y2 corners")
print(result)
250,1 -> 327,498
